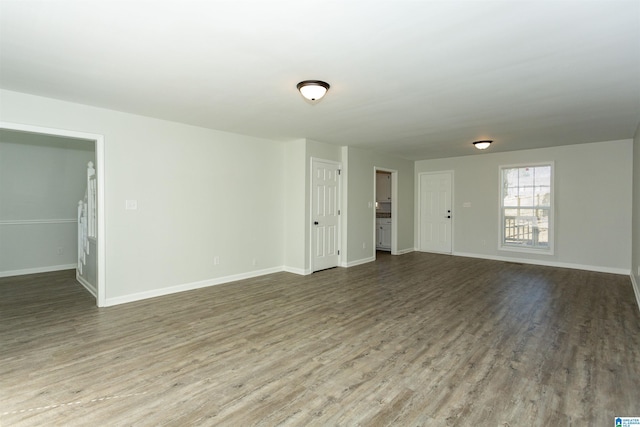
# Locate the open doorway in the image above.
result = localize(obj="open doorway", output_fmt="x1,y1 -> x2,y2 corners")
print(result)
374,167 -> 398,258
0,122 -> 105,306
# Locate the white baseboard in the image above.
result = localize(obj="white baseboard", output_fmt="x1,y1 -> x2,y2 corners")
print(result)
343,256 -> 375,268
283,266 -> 312,275
393,247 -> 414,255
453,251 -> 630,275
96,252 -> 639,309
418,249 -> 454,256
104,257 -> 388,307
76,271 -> 97,297
631,273 -> 640,314
0,264 -> 76,278
104,266 -> 284,307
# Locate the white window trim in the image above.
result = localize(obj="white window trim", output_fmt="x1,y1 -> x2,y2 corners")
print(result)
498,161 -> 555,255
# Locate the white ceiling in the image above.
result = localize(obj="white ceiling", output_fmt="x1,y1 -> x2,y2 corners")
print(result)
1,1 -> 639,160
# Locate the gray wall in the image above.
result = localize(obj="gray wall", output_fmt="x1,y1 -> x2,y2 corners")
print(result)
283,139 -> 307,273
0,130 -> 95,276
0,90 -> 416,304
1,89 -> 287,304
344,146 -> 415,264
283,138 -> 411,272
632,123 -> 640,302
2,89 -> 635,307
283,138 -> 343,274
415,140 -> 633,273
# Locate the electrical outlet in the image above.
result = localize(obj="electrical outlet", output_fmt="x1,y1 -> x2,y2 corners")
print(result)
252,258 -> 257,266
362,242 -> 366,249
56,246 -> 63,255
214,256 -> 220,265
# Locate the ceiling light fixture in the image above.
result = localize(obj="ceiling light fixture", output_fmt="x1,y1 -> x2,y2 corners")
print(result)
473,140 -> 493,150
297,80 -> 330,102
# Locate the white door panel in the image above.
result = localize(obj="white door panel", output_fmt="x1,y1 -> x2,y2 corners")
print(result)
419,172 -> 452,253
312,160 -> 341,271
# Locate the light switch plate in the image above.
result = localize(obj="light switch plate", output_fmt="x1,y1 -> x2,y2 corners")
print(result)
463,202 -> 471,208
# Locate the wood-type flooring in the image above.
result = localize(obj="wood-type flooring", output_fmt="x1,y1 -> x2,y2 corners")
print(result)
1,252 -> 639,426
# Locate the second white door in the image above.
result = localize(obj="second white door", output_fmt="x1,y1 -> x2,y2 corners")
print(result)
419,172 -> 452,253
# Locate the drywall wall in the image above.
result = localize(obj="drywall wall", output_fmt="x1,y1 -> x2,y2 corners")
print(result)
0,89 -> 409,303
344,146 -> 414,265
415,139 -> 633,273
0,131 -> 95,276
283,138 -> 343,274
632,122 -> 640,307
1,89 -> 286,304
283,139 -> 307,274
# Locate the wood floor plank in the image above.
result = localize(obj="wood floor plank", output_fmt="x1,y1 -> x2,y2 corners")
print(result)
1,252 -> 639,426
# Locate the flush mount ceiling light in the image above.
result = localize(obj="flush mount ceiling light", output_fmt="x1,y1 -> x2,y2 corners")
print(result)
297,80 -> 330,102
473,140 -> 493,150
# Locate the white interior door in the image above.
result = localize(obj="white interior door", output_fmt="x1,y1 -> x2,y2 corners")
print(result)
419,172 -> 452,253
312,159 -> 341,272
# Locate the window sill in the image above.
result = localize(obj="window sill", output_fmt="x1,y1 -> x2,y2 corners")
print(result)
499,245 -> 554,256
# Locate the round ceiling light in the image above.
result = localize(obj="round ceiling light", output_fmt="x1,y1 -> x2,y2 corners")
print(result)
297,80 -> 330,102
473,140 -> 493,150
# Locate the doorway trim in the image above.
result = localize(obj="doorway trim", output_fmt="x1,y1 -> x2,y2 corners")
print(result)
0,121 -> 106,307
374,167 -> 398,256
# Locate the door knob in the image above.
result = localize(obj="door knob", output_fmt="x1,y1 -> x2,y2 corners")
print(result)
446,216 -> 451,219
314,221 -> 319,225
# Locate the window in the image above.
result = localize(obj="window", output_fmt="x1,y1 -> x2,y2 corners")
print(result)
499,163 -> 553,254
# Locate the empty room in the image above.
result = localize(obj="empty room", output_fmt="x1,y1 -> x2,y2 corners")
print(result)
1,1 -> 639,426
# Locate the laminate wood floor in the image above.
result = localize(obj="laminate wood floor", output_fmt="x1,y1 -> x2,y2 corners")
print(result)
1,252 -> 639,426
